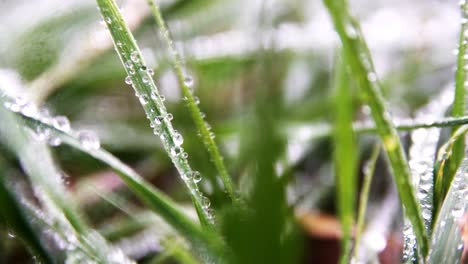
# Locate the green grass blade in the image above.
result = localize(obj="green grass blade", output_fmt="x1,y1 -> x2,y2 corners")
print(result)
437,1 -> 468,215
434,124 -> 468,219
332,55 -> 357,264
0,98 -> 135,263
0,164 -> 54,264
96,0 -> 213,227
353,143 -> 380,262
323,0 -> 429,256
2,97 -> 224,262
146,0 -> 237,204
427,156 -> 468,264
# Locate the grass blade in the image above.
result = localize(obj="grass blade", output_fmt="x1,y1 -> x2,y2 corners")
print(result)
0,164 -> 54,264
436,1 -> 468,215
0,97 -> 135,263
428,156 -> 468,264
146,0 -> 237,203
434,124 -> 468,218
96,0 -> 214,227
353,143 -> 380,262
323,0 -> 429,256
1,94 -> 224,262
332,55 -> 357,264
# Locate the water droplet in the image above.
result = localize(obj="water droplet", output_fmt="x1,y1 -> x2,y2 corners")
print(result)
184,76 -> 194,87
154,115 -> 164,125
193,171 -> 202,183
201,196 -> 210,208
171,146 -> 183,156
53,116 -> 70,131
125,60 -> 132,68
139,94 -> 149,105
125,76 -> 132,85
77,130 -> 100,150
142,76 -> 149,83
48,136 -> 62,147
166,113 -> 173,121
173,131 -> 183,146
345,23 -> 358,39
160,95 -> 166,102
116,41 -> 122,48
34,126 -> 50,141
8,232 -> 15,238
367,72 -> 377,82
148,69 -> 154,76
182,152 -> 188,158
130,50 -> 139,63
105,17 -> 112,24
194,96 -> 200,105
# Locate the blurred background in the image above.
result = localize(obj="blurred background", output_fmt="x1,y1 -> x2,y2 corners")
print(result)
0,0 -> 462,263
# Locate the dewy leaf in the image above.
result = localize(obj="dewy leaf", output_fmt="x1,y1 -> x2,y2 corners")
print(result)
353,143 -> 380,262
0,97 -> 135,264
0,163 -> 54,264
96,0 -> 214,227
427,156 -> 468,264
332,55 -> 357,264
434,124 -> 468,218
146,0 -> 237,204
404,89 -> 453,262
436,0 -> 468,215
323,0 -> 429,256
0,93 -> 225,262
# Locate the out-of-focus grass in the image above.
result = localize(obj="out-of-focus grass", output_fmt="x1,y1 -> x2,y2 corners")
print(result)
0,0 -> 468,263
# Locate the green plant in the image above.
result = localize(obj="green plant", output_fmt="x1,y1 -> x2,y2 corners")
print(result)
1,0 -> 468,263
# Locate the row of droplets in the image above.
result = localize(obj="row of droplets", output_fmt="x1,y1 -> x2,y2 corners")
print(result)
101,4 -> 215,221
2,95 -> 101,150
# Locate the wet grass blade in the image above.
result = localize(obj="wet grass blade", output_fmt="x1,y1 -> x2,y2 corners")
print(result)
436,1 -> 468,215
0,164 -> 54,264
96,0 -> 213,227
323,0 -> 429,256
146,0 -> 237,204
0,99 -> 135,263
5,103 -> 225,262
427,156 -> 468,264
434,124 -> 468,219
332,55 -> 357,264
353,143 -> 380,261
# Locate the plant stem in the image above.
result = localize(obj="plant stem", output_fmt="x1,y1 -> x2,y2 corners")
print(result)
353,143 -> 380,260
96,0 -> 214,227
333,55 -> 357,264
146,0 -> 237,203
323,0 -> 429,256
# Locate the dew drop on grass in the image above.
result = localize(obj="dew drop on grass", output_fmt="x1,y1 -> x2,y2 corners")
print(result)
130,51 -> 139,63
171,146 -> 183,156
139,94 -> 149,105
160,95 -> 166,102
201,196 -> 210,208
77,130 -> 100,150
105,17 -> 112,24
194,96 -> 200,105
125,60 -> 132,68
47,136 -> 62,147
183,76 -> 194,87
148,69 -> 154,76
193,171 -> 202,183
154,115 -> 164,125
125,76 -> 132,85
142,76 -> 149,83
166,113 -> 173,121
150,91 -> 157,100
182,152 -> 188,158
173,131 -> 183,146
52,116 -> 70,132
345,22 -> 358,39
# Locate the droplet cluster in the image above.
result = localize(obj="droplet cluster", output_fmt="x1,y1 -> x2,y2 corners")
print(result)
405,89 -> 453,261
2,94 -> 101,150
98,5 -> 214,222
